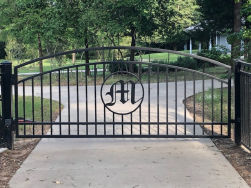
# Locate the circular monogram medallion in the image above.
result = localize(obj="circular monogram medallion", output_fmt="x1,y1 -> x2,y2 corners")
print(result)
101,71 -> 144,115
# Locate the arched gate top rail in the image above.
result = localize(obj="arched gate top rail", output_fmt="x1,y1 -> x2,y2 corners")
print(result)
14,46 -> 231,70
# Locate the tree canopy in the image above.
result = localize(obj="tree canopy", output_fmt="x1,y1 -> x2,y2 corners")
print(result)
0,0 -> 250,63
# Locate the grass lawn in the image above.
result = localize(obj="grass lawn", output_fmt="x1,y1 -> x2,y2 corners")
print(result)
16,96 -> 62,122
186,87 -> 233,129
135,50 -> 198,62
1,96 -> 63,134
185,87 -> 233,136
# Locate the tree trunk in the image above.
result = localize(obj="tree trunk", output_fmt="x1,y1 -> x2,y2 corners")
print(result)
84,31 -> 90,76
106,34 -> 123,59
129,27 -> 136,61
129,27 -> 136,72
72,53 -> 76,64
37,33 -> 43,73
231,0 -> 242,63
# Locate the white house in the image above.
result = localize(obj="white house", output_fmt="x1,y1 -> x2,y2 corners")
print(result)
185,25 -> 232,54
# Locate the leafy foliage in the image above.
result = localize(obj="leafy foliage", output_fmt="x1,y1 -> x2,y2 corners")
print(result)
198,48 -> 231,65
155,0 -> 200,44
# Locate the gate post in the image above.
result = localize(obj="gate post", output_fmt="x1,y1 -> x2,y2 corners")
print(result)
234,61 -> 241,145
1,61 -> 13,149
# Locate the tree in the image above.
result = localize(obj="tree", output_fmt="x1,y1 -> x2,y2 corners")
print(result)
98,0 -> 156,62
197,0 -> 234,33
156,0 -> 200,49
0,0 -> 67,72
56,0 -> 101,75
196,0 -> 250,62
232,0 -> 242,59
241,0 -> 251,62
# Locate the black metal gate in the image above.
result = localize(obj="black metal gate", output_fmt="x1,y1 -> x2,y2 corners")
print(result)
0,46 -> 234,148
11,47 -> 232,139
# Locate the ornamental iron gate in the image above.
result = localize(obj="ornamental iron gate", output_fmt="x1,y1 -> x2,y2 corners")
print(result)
0,46 -> 233,148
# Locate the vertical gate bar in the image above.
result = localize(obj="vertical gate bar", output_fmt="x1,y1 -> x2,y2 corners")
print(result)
157,66 -> 160,135
130,113 -> 133,135
202,66 -> 205,135
227,70 -> 231,138
67,68 -> 70,135
235,61 -> 241,145
103,63 -> 106,135
49,73 -> 53,135
58,70 -> 62,135
94,65 -> 97,135
211,79 -> 214,135
245,75 -> 247,143
85,66 -> 88,135
184,71 -> 187,135
246,75 -> 248,144
248,76 -> 251,147
14,68 -> 19,138
41,74 -> 44,135
247,76 -> 250,145
148,64 -> 151,135
113,113 -> 115,135
193,72 -> 195,135
241,75 -> 243,142
166,67 -> 169,135
175,68 -> 177,135
241,74 -> 247,143
139,62 -> 142,135
32,78 -> 35,135
23,81 -> 26,136
242,75 -> 244,143
121,115 -> 124,135
242,75 -> 245,143
220,82 -> 223,136
76,67 -> 79,135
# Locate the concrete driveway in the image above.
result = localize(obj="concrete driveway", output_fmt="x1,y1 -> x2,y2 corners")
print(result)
9,80 -> 249,188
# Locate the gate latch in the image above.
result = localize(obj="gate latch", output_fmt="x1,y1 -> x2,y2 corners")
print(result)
4,119 -> 12,129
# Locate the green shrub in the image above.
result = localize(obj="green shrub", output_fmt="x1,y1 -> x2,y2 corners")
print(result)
171,56 -> 199,69
197,47 -> 231,65
108,61 -> 138,73
150,57 -> 199,71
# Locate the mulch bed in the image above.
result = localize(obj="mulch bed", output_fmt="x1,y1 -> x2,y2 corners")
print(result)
0,123 -> 53,188
0,139 -> 39,188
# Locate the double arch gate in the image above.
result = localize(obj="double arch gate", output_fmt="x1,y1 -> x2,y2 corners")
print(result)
1,47 -> 232,147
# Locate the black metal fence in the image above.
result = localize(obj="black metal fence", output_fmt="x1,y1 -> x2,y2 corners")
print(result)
235,60 -> 251,150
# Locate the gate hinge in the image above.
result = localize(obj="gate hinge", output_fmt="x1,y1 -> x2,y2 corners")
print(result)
231,119 -> 240,123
